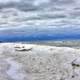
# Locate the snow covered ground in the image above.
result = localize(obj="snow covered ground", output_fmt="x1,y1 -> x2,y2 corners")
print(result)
0,43 -> 80,80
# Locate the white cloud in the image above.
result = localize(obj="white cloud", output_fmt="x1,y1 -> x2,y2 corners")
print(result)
33,0 -> 50,6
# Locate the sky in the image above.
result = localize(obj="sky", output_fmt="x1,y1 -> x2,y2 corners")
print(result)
0,0 -> 80,41
0,0 -> 80,27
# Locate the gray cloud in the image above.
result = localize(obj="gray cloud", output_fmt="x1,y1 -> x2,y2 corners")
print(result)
0,0 -> 80,27
0,0 -> 77,12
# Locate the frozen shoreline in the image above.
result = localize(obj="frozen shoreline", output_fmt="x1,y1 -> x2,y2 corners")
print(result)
0,43 -> 80,80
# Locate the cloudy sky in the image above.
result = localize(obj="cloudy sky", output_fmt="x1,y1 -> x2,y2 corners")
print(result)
0,0 -> 80,27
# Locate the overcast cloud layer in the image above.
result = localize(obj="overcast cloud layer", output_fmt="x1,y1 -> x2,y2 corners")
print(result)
0,0 -> 80,27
